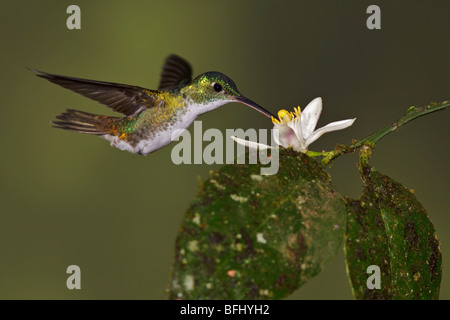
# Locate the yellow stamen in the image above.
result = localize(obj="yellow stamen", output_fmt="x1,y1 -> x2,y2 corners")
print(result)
278,109 -> 292,122
271,107 -> 301,125
271,116 -> 280,124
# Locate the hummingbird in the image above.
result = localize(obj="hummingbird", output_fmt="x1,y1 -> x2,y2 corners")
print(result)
31,55 -> 273,155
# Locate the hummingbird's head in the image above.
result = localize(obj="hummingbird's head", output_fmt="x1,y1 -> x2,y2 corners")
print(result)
188,72 -> 273,118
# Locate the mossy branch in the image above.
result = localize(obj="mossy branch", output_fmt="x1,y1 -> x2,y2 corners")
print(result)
308,100 -> 450,165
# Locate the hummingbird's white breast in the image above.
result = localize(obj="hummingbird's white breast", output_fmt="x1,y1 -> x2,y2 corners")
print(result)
101,99 -> 232,155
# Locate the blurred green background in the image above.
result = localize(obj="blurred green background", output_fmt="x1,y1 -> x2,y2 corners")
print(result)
0,0 -> 449,299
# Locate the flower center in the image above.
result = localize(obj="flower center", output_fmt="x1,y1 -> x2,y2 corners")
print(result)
271,107 -> 302,125
278,109 -> 292,122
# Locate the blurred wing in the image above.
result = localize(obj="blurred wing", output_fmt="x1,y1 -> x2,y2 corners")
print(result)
31,69 -> 157,117
158,54 -> 192,89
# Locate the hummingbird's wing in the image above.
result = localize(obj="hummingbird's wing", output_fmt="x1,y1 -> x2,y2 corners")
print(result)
30,69 -> 157,117
158,54 -> 192,89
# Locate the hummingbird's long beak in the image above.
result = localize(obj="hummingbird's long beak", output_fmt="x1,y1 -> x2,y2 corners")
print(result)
234,96 -> 274,118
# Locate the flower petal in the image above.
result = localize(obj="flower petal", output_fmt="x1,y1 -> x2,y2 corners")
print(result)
286,118 -> 306,151
231,136 -> 273,150
273,124 -> 301,150
287,117 -> 301,140
272,127 -> 281,146
301,97 -> 323,139
305,118 -> 356,147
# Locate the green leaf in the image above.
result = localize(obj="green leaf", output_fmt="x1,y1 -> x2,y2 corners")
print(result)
344,146 -> 442,300
168,149 -> 347,299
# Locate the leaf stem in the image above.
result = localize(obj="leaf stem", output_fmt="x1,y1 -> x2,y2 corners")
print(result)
307,100 -> 450,165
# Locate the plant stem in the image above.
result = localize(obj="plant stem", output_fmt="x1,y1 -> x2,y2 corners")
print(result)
307,100 -> 450,165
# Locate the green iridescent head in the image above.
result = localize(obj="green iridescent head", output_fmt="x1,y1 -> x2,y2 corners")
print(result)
187,71 -> 273,118
192,72 -> 241,97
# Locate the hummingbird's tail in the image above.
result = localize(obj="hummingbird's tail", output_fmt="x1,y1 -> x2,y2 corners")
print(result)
52,109 -> 118,135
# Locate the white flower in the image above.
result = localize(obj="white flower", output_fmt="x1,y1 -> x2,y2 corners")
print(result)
231,97 -> 355,153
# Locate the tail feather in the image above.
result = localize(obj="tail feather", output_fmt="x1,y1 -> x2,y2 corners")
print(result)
52,109 -> 117,135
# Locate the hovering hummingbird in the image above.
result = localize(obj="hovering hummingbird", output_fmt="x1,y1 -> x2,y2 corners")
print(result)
31,55 -> 273,155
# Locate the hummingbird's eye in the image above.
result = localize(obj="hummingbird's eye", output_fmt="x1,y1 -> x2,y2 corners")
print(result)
212,82 -> 223,93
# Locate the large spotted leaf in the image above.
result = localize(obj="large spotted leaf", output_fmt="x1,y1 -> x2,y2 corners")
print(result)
344,147 -> 442,300
168,149 -> 346,299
